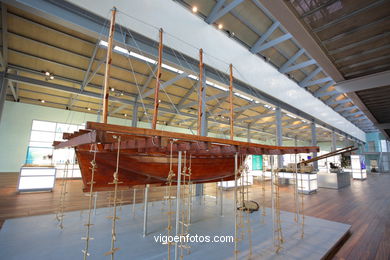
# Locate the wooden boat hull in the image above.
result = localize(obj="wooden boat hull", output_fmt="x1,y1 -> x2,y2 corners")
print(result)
54,122 -> 319,191
76,145 -> 241,191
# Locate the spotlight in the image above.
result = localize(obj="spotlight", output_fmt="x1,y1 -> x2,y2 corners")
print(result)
49,75 -> 54,80
124,113 -> 127,117
218,24 -> 223,30
40,99 -> 45,103
111,87 -> 115,91
192,6 -> 198,13
87,107 -> 91,111
120,92 -> 124,96
44,71 -> 50,76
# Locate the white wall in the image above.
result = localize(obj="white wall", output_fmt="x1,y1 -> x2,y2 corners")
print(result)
0,101 -> 130,172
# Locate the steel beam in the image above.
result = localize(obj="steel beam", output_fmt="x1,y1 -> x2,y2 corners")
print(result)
282,59 -> 316,73
0,75 -> 7,122
205,0 -> 226,24
142,72 -> 188,98
335,105 -> 357,113
313,81 -> 334,95
235,111 -> 275,123
180,92 -> 229,110
251,33 -> 292,54
327,98 -> 351,106
81,41 -> 100,91
250,21 -> 280,53
205,0 -> 244,24
8,80 -> 18,101
302,77 -> 332,88
335,70 -> 390,93
299,67 -> 321,87
314,90 -> 338,98
279,49 -> 304,73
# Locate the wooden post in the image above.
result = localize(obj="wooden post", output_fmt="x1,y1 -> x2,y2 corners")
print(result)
152,28 -> 163,129
197,49 -> 204,136
102,7 -> 117,124
229,64 -> 234,140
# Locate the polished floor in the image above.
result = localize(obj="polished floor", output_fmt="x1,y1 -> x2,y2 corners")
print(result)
0,172 -> 389,259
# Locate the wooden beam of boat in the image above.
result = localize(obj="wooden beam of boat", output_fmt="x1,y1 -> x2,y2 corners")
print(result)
197,48 -> 203,136
102,7 -> 117,124
79,122 -> 318,154
54,131 -> 97,149
151,28 -> 163,129
229,63 -> 234,140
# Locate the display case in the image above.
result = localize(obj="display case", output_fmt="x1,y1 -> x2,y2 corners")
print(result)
351,155 -> 367,180
297,172 -> 317,194
18,166 -> 56,192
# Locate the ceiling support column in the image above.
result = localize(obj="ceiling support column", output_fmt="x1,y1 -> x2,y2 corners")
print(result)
0,75 -> 7,123
132,103 -> 138,128
276,106 -> 283,169
331,130 -> 336,152
311,121 -> 318,171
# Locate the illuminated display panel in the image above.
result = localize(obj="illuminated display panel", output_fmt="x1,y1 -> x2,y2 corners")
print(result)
18,167 -> 56,192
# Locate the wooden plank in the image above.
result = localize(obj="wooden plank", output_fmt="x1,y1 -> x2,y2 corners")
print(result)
54,131 -> 97,149
86,122 -> 319,154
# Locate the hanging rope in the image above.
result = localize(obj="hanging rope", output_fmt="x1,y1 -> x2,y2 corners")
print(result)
165,140 -> 175,260
82,143 -> 98,259
105,136 -> 122,259
56,157 -> 70,229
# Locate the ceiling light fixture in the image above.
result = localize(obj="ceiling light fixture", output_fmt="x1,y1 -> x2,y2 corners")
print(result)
218,24 -> 223,30
192,6 -> 198,13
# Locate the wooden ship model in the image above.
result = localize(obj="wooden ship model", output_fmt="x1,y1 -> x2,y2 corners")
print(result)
53,8 -> 319,191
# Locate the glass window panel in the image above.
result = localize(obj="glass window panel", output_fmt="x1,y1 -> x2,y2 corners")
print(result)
29,141 -> 53,148
26,147 -> 53,165
30,131 -> 55,142
32,120 -> 56,132
56,123 -> 78,133
54,132 -> 65,141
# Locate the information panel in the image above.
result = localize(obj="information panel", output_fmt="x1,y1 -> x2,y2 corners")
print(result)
252,155 -> 263,170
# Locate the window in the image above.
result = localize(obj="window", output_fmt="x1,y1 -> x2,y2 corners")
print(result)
26,120 -> 84,178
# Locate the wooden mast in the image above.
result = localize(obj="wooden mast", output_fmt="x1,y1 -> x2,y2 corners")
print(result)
102,7 -> 117,124
197,49 -> 204,136
229,64 -> 234,140
152,28 -> 163,130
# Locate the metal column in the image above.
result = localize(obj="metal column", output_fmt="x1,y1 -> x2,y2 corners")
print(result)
174,151 -> 182,260
196,68 -> 207,199
142,184 -> 149,237
247,123 -> 251,143
0,76 -> 7,123
331,130 -> 336,152
311,121 -> 318,171
234,152 -> 238,259
132,103 -> 138,127
276,107 -> 283,169
219,184 -> 223,217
